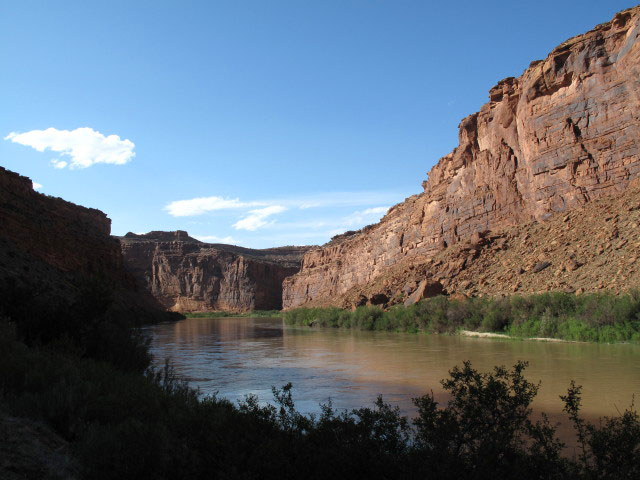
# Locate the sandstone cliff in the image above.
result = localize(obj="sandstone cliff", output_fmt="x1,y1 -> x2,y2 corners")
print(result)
283,7 -> 640,309
0,166 -> 172,323
326,184 -> 640,308
120,232 -> 309,312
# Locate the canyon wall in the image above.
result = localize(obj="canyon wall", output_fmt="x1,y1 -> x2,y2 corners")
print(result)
283,7 -> 640,308
0,166 -> 171,323
120,232 -> 309,312
0,166 -> 123,278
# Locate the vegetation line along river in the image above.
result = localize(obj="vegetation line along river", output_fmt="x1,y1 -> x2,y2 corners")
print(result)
145,316 -> 640,442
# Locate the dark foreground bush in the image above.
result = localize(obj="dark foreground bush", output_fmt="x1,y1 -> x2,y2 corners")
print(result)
284,291 -> 640,343
0,278 -> 152,372
1,316 -> 638,479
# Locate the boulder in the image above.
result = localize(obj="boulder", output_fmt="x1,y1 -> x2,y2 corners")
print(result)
404,279 -> 444,306
532,261 -> 552,273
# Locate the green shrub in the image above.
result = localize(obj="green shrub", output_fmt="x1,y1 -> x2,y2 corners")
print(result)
2,315 -> 638,480
285,291 -> 640,343
351,306 -> 382,330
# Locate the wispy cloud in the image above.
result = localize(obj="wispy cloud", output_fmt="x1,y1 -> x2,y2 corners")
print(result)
4,127 -> 135,169
163,191 -> 405,245
51,159 -> 68,169
192,234 -> 237,244
246,206 -> 389,239
299,202 -> 321,209
165,197 -> 266,217
32,181 -> 42,190
166,191 -> 405,218
289,192 -> 402,210
342,206 -> 390,226
233,205 -> 287,231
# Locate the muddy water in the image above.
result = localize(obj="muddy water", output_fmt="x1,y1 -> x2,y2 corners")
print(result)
144,317 -> 640,438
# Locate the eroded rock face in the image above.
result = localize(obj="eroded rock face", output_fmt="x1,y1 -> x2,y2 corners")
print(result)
0,166 -> 122,278
120,232 -> 309,312
0,166 -> 170,323
283,7 -> 640,309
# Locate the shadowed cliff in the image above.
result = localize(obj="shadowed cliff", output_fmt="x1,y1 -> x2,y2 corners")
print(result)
120,231 -> 310,312
0,166 -> 176,325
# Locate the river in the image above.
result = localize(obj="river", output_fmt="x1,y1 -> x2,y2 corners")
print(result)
144,316 -> 640,440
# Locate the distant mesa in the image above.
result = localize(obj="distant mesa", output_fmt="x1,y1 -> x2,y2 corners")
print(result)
124,230 -> 199,243
119,230 -> 311,312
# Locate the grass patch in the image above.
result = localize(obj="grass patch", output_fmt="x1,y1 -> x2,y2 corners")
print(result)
284,291 -> 640,343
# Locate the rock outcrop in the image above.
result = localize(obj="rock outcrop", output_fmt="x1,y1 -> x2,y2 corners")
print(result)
120,232 -> 310,312
283,7 -> 640,309
316,184 -> 640,308
0,166 -> 172,323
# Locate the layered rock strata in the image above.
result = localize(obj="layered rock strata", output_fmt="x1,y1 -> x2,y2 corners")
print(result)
0,166 -> 171,323
120,232 -> 309,312
284,7 -> 640,309
322,184 -> 640,308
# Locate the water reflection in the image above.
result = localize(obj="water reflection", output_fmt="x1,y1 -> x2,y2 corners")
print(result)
144,317 -> 640,429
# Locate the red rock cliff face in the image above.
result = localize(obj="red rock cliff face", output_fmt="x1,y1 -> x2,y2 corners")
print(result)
0,166 -> 171,322
0,166 -> 126,282
120,232 -> 309,312
283,7 -> 640,309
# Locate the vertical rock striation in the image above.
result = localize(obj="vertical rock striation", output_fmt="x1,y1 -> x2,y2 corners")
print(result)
283,7 -> 640,308
120,232 -> 309,312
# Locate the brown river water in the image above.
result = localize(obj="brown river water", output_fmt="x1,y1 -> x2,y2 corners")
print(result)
144,317 -> 640,443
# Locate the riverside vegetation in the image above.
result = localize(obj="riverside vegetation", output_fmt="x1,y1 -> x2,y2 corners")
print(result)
1,283 -> 639,478
185,310 -> 282,319
284,291 -> 640,343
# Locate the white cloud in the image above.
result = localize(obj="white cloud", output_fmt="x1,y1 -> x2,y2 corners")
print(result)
342,206 -> 390,226
165,191 -> 407,217
361,206 -> 390,215
192,234 -> 237,244
299,202 -> 321,210
4,127 -> 135,169
162,191 -> 407,246
291,192 -> 403,210
51,159 -> 67,169
32,181 -> 42,190
164,196 -> 266,217
233,205 -> 286,231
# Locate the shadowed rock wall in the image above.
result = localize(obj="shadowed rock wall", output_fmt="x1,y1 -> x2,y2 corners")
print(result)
120,232 -> 309,312
0,166 -> 173,323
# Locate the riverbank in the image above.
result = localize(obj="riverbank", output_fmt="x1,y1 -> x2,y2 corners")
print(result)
3,314 -> 639,479
184,309 -> 281,318
458,330 -> 582,343
283,291 -> 640,344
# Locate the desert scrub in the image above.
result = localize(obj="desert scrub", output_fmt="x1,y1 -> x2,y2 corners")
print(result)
284,291 -> 640,343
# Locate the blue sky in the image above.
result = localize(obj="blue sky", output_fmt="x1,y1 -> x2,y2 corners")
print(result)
1,1 -> 635,248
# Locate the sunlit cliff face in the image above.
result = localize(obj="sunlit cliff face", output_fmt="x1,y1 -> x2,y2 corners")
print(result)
284,8 -> 640,309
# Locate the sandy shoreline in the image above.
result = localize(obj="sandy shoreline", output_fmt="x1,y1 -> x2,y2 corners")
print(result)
459,330 -> 579,343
